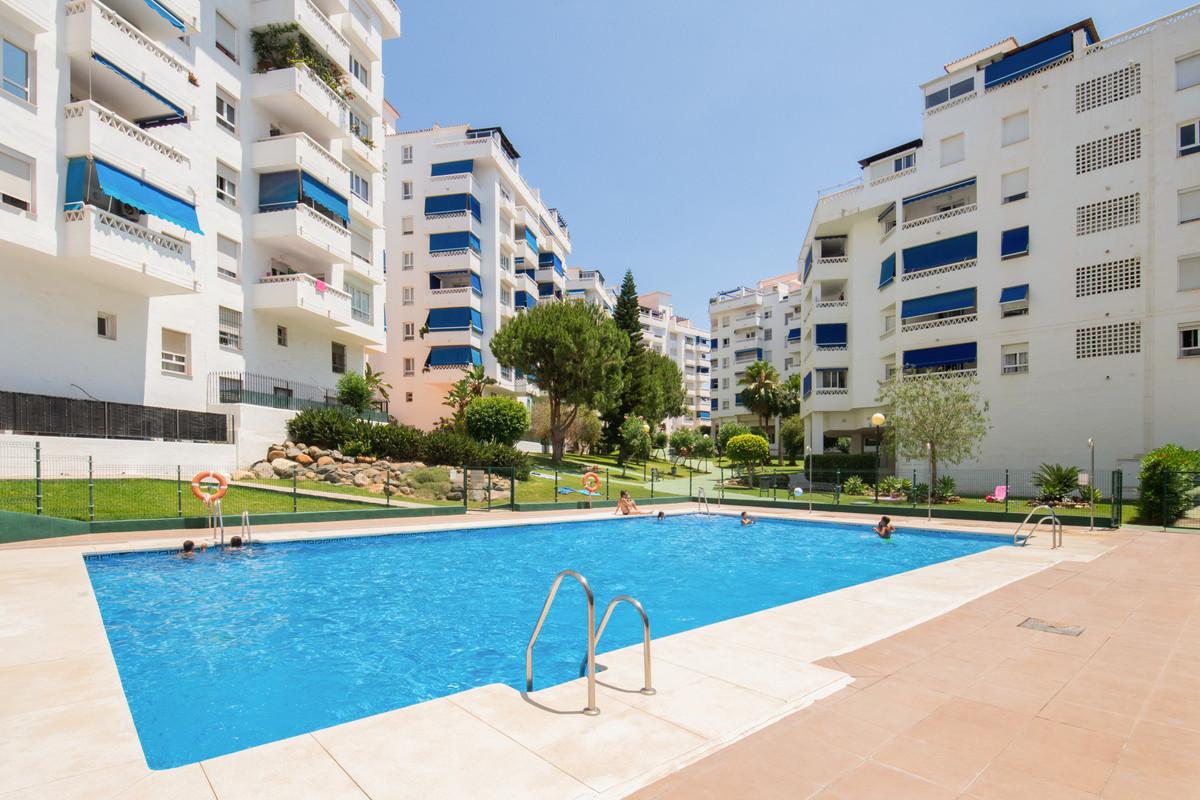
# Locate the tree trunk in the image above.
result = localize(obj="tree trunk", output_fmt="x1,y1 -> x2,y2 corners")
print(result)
549,397 -> 565,463
929,444 -> 938,497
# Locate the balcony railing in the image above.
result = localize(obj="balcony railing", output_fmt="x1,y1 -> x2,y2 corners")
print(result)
900,259 -> 976,282
902,203 -> 977,230
0,389 -> 230,442
64,100 -> 189,169
208,371 -> 387,420
900,313 -> 977,333
66,0 -> 191,83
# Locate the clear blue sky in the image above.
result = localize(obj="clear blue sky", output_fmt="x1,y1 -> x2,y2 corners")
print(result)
382,0 -> 1182,322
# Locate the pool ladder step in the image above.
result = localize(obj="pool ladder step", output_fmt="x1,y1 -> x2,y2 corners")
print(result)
697,488 -> 712,516
524,569 -> 654,715
1013,504 -> 1062,548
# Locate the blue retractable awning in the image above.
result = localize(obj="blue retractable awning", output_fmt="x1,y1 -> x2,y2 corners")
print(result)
301,171 -> 348,224
901,288 -> 977,319
803,248 -> 813,281
984,31 -> 1074,88
144,0 -> 185,31
787,328 -> 802,341
425,346 -> 483,367
430,231 -> 482,254
815,323 -> 847,346
426,307 -> 483,332
524,227 -> 538,251
431,160 -> 473,177
802,373 -> 812,397
1001,226 -> 1029,259
1000,284 -> 1029,303
879,253 -> 896,288
71,158 -> 201,234
90,53 -> 186,125
903,232 -> 977,274
425,193 -> 481,220
903,178 -> 976,206
903,342 -> 977,369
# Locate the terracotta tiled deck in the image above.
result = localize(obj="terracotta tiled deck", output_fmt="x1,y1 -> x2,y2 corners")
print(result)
629,529 -> 1200,800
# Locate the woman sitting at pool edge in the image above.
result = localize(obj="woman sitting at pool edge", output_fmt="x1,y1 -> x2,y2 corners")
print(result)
614,490 -> 647,516
874,516 -> 895,539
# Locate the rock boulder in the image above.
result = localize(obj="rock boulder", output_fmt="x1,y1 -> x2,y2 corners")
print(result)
271,458 -> 299,477
251,461 -> 275,479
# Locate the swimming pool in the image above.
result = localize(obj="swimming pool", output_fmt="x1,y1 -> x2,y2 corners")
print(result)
85,514 -> 1004,768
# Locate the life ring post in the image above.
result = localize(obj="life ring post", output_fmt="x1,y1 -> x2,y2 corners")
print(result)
191,470 -> 229,504
581,471 -> 601,495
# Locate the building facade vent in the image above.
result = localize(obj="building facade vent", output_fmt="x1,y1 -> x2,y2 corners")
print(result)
1075,321 -> 1141,359
1076,258 -> 1142,297
1076,129 -> 1142,174
1075,63 -> 1141,113
1076,193 -> 1140,236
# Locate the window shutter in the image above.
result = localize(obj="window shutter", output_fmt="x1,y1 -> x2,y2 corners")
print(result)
1001,169 -> 1028,201
1180,188 -> 1200,223
1002,112 -> 1029,146
1176,53 -> 1200,91
0,150 -> 31,204
940,134 -> 965,166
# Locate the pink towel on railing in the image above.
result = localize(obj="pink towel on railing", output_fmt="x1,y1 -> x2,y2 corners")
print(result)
315,279 -> 327,293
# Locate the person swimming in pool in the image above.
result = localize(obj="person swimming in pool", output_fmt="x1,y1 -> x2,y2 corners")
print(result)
656,511 -> 665,522
741,511 -> 755,526
180,540 -> 195,557
229,535 -> 244,548
874,516 -> 895,539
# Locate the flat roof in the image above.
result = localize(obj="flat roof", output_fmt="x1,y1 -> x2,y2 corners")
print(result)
858,138 -> 923,169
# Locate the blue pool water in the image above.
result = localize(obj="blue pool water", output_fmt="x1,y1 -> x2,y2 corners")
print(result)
85,514 -> 1003,768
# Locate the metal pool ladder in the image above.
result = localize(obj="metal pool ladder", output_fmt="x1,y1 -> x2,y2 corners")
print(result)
240,510 -> 252,543
1013,504 -> 1062,549
525,570 -> 654,715
208,499 -> 225,544
697,488 -> 711,515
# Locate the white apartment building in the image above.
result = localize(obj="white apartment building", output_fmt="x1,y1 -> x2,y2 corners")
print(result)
0,0 -> 398,459
796,8 -> 1200,474
564,266 -> 615,312
708,273 -> 801,448
379,122 -> 572,429
637,291 -> 711,431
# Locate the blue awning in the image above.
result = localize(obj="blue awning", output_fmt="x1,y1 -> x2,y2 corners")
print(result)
787,328 -> 802,341
144,0 -> 185,31
903,342 -> 977,369
431,160 -> 473,177
430,231 -> 482,254
710,399 -> 718,410
903,178 -> 976,205
1000,284 -> 1029,303
426,307 -> 483,332
734,393 -> 743,407
90,53 -> 186,125
803,248 -> 813,281
1001,226 -> 1029,259
538,282 -> 555,297
700,411 -> 711,420
425,346 -> 483,367
515,291 -> 536,309
903,232 -> 977,274
901,288 -> 977,319
524,227 -> 538,251
538,251 -> 564,275
879,253 -> 896,288
470,272 -> 482,293
815,323 -> 847,346
301,171 -> 348,224
984,31 -> 1073,88
877,202 -> 896,222
802,372 -> 812,397
424,193 -> 481,221
73,158 -> 201,234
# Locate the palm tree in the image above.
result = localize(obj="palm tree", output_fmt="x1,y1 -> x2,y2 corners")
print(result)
363,363 -> 391,401
739,360 -> 781,439
778,373 -> 805,418
461,365 -> 496,399
441,366 -> 497,432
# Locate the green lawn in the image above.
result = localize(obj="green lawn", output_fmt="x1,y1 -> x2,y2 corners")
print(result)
238,478 -> 461,507
529,452 -> 713,480
0,478 -> 377,522
502,471 -> 681,506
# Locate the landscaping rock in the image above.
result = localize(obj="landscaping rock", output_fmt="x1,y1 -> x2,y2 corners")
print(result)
446,490 -> 463,501
316,463 -> 338,475
271,458 -> 299,477
294,443 -> 307,451
285,447 -> 303,459
399,486 -> 414,496
303,471 -> 317,481
267,449 -> 286,461
352,472 -> 371,487
330,450 -> 343,462
355,455 -> 375,464
251,461 -> 275,480
368,483 -> 385,494
295,453 -> 314,466
230,469 -> 254,481
316,455 -> 334,467
307,446 -> 322,458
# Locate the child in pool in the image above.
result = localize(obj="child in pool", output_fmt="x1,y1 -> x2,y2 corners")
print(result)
741,511 -> 755,526
874,516 -> 896,539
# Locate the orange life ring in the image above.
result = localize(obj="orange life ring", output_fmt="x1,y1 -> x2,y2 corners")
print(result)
191,471 -> 228,503
581,471 -> 601,494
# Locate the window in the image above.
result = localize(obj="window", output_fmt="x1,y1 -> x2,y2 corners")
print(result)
97,313 -> 115,340
277,325 -> 288,346
0,148 -> 32,212
1177,52 -> 1200,91
722,400 -> 729,410
402,286 -> 414,305
345,282 -> 371,322
401,216 -> 413,235
1181,256 -> 1200,291
1001,169 -> 1028,204
940,133 -> 964,167
784,357 -> 793,370
216,234 -> 239,279
1181,121 -> 1200,157
1181,187 -> 1200,224
401,251 -> 413,270
924,77 -> 973,109
721,316 -> 729,327
215,89 -> 236,133
349,110 -> 368,141
161,329 -> 189,375
350,171 -> 369,202
215,12 -> 238,63
402,322 -> 414,341
218,307 -> 242,350
216,162 -> 238,207
763,329 -> 773,341
401,180 -> 412,200
331,342 -> 346,373
1002,112 -> 1029,146
893,152 -> 915,172
883,313 -> 895,334
2,39 -> 29,102
403,357 -> 415,376
1001,226 -> 1029,260
401,145 -> 413,164
1181,326 -> 1200,358
820,370 -> 847,389
217,376 -> 242,402
405,391 -> 414,403
721,377 -> 729,389
1002,343 -> 1029,374
349,54 -> 369,87
763,310 -> 772,319
351,228 -> 372,264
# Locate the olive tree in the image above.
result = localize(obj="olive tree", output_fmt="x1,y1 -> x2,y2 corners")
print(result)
877,372 -> 990,486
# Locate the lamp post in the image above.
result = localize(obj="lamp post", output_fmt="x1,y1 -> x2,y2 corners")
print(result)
870,412 -> 886,503
926,441 -> 933,521
1088,437 -> 1095,531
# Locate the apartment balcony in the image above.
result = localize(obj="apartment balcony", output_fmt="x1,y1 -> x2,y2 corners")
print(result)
349,192 -> 382,228
338,3 -> 382,57
250,65 -> 349,142
901,179 -> 978,230
807,387 -> 852,412
809,346 -> 850,370
252,132 -> 349,199
64,0 -> 194,121
253,273 -> 351,328
812,256 -> 850,282
535,266 -> 565,286
62,205 -> 196,295
338,315 -> 385,347
425,210 -> 481,236
427,286 -> 482,310
63,101 -> 191,198
253,204 -> 351,265
428,247 -> 481,273
423,328 -> 483,349
812,299 -> 849,322
341,128 -> 383,172
105,0 -> 199,36
498,185 -> 516,217
732,312 -> 761,332
252,0 -> 349,68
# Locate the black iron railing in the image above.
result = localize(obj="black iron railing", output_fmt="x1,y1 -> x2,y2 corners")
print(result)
0,391 -> 231,443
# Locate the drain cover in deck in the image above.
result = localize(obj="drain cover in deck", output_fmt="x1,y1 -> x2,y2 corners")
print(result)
1019,617 -> 1085,637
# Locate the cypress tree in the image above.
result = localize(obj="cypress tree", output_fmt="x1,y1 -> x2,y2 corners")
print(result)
602,270 -> 647,446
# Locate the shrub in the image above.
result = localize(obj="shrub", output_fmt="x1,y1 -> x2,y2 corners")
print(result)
726,433 -> 770,477
420,429 -> 482,467
364,423 -> 424,461
669,428 -> 697,457
717,423 -> 750,455
286,408 -> 357,450
406,466 -> 452,500
934,475 -> 957,501
1032,463 -> 1080,503
810,453 -> 878,483
619,416 -> 651,463
340,440 -> 369,458
841,475 -> 870,495
1137,444 -> 1200,524
653,430 -> 668,449
336,372 -> 373,414
692,435 -> 716,461
907,482 -> 929,504
780,415 -> 805,465
465,396 -> 529,447
878,475 -> 904,496
476,442 -> 532,480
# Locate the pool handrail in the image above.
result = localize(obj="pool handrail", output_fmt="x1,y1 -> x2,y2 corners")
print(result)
697,488 -> 711,515
594,595 -> 655,696
240,510 -> 252,543
208,499 -> 224,544
1013,504 -> 1062,548
525,569 -> 599,715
